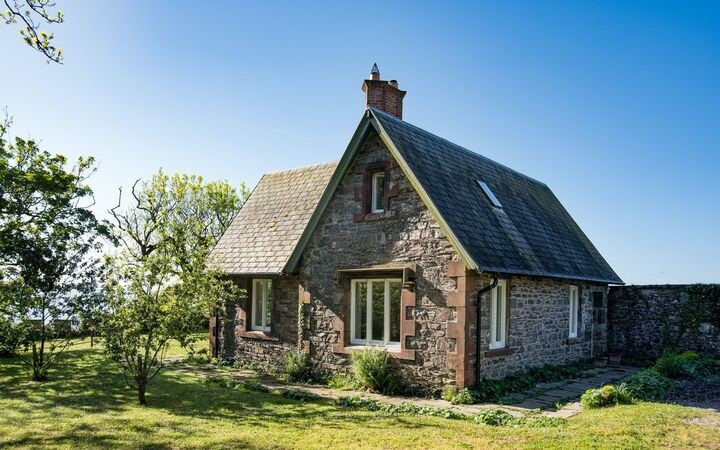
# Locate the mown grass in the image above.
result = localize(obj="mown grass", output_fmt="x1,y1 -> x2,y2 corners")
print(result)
1,344 -> 719,449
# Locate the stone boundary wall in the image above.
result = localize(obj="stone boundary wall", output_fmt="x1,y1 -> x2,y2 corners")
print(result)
608,285 -> 720,360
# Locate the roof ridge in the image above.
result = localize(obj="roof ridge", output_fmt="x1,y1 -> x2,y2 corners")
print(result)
368,107 -> 548,187
262,160 -> 339,176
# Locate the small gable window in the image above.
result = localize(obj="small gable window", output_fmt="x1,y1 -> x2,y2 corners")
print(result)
251,279 -> 273,332
371,172 -> 385,213
489,280 -> 507,349
477,180 -> 502,208
569,285 -> 580,338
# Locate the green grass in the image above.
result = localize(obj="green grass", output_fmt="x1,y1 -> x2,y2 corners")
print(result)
1,345 -> 719,449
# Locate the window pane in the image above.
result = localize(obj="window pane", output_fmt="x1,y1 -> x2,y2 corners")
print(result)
265,281 -> 272,328
389,281 -> 401,343
253,282 -> 263,328
354,281 -> 367,341
495,287 -> 503,342
373,174 -> 385,211
371,281 -> 385,341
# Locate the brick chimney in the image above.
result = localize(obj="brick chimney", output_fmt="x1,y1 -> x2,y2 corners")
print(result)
362,63 -> 406,119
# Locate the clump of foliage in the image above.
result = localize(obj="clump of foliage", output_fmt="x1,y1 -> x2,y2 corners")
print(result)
280,388 -> 320,402
336,396 -> 565,428
654,351 -> 700,379
450,387 -> 476,405
205,375 -> 240,389
0,112 -> 108,380
336,396 -> 465,420
441,385 -> 457,402
103,170 -> 246,405
204,376 -> 270,393
184,348 -> 212,366
350,348 -> 402,395
327,372 -> 357,390
580,385 -> 634,408
241,379 -> 270,393
472,409 -> 515,426
1,0 -> 65,63
653,351 -> 719,380
623,368 -> 674,401
283,348 -> 314,382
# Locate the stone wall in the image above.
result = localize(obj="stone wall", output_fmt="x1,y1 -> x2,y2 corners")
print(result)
608,285 -> 720,360
477,276 -> 604,380
217,275 -> 299,371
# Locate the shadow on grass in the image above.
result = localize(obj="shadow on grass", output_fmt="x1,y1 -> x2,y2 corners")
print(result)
0,347 -> 436,447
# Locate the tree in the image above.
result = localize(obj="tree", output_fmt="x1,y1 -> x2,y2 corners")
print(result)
0,111 -> 107,379
103,171 -> 245,405
1,0 -> 64,64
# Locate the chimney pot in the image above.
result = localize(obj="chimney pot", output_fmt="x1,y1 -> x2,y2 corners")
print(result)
370,63 -> 380,81
362,66 -> 407,120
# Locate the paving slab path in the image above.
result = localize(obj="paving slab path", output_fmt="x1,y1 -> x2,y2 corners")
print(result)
167,359 -> 640,419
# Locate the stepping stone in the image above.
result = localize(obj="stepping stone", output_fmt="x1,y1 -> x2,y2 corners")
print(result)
514,400 -> 550,410
542,389 -> 579,398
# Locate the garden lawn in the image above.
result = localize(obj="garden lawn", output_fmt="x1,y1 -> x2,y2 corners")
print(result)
1,344 -> 719,449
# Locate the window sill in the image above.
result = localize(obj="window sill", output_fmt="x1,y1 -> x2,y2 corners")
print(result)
335,344 -> 415,361
484,347 -> 516,358
241,330 -> 279,341
566,337 -> 583,345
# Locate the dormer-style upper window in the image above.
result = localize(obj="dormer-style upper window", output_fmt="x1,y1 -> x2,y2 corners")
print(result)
371,172 -> 385,213
477,180 -> 502,208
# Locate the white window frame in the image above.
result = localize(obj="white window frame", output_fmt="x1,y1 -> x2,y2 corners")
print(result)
349,278 -> 401,348
489,280 -> 507,349
569,285 -> 579,338
251,279 -> 272,332
371,172 -> 385,213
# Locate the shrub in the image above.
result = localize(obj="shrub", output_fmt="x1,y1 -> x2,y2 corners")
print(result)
623,369 -> 673,401
451,387 -> 476,405
580,385 -> 633,408
280,388 -> 321,402
473,409 -> 515,426
184,348 -> 211,366
283,348 -> 314,382
441,385 -> 457,402
654,352 -> 697,379
351,348 -> 402,395
327,372 -> 357,390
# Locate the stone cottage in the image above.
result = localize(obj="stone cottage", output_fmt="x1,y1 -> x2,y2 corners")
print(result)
209,65 -> 622,391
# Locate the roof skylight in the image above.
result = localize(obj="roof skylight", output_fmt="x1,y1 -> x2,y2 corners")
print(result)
476,180 -> 502,208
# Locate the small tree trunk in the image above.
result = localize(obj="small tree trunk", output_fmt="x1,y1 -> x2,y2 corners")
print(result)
138,381 -> 147,405
90,329 -> 95,348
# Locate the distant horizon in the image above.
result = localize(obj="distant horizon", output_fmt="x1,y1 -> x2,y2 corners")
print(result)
1,0 -> 718,285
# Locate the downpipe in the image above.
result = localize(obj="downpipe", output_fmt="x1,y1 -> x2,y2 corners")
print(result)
475,271 -> 498,387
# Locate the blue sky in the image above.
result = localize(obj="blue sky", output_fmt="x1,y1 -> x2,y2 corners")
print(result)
1,1 -> 718,284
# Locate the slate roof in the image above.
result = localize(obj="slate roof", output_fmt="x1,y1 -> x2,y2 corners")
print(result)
210,162 -> 337,275
369,107 -> 622,284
